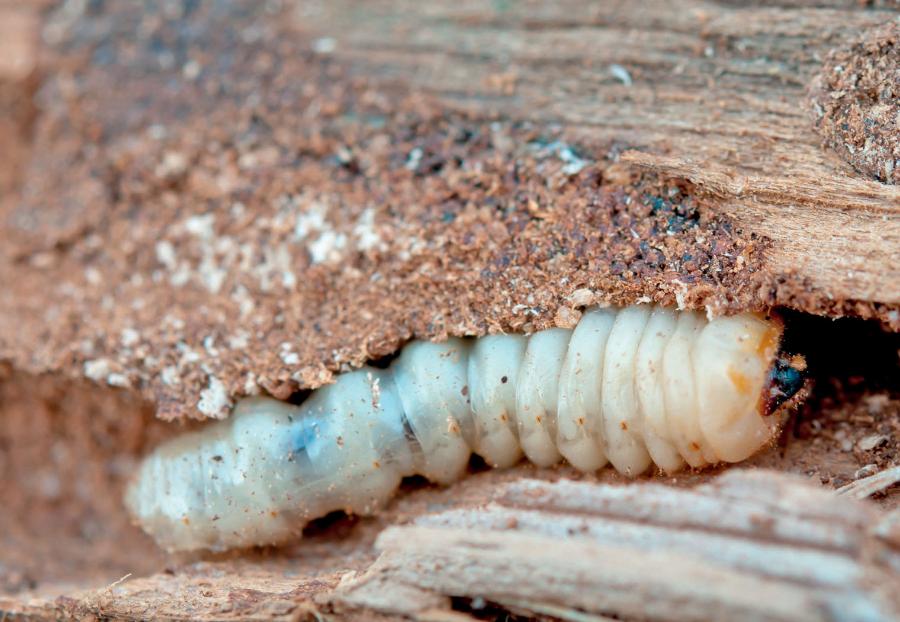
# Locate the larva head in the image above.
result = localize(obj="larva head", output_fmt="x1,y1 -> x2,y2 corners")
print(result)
693,313 -> 800,463
764,354 -> 806,415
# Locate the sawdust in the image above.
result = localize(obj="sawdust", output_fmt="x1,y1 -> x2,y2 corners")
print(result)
808,19 -> 900,184
3,2 -> 895,425
0,0 -> 803,423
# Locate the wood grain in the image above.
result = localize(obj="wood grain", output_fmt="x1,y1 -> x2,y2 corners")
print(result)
297,1 -> 900,311
335,470 -> 900,621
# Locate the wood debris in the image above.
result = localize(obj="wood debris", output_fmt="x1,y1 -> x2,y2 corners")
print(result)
335,470 -> 900,621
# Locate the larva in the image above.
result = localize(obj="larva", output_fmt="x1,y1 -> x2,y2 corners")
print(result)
126,305 -> 804,552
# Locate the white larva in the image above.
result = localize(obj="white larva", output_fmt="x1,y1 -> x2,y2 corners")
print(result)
126,305 -> 799,552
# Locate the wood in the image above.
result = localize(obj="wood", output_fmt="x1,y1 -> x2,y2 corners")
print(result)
296,1 -> 900,315
2,1 -> 898,424
334,470 -> 900,621
0,1 -> 40,198
1,2 -> 900,620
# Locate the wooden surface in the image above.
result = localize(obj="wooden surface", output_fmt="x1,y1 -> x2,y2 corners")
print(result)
0,1 -> 39,199
1,1 -> 898,423
335,471 -> 900,621
297,1 -> 900,312
1,2 -> 899,621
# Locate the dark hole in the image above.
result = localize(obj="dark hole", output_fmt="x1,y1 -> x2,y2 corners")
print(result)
398,474 -> 433,494
450,596 -> 545,621
467,453 -> 491,474
285,388 -> 312,406
779,309 -> 900,396
301,510 -> 360,540
367,348 -> 403,369
776,310 -> 900,477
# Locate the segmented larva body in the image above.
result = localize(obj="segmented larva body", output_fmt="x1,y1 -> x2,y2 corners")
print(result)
127,305 -> 794,552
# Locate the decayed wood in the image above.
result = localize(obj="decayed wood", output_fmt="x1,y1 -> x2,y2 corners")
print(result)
0,1 -> 40,198
334,470 -> 900,621
1,2 -> 899,620
2,2 -> 898,428
52,569 -> 332,622
298,1 -> 900,313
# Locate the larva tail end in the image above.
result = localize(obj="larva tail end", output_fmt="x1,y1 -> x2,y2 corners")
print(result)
123,457 -> 150,528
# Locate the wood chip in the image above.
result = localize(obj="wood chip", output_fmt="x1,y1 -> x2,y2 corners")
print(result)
838,465 -> 900,499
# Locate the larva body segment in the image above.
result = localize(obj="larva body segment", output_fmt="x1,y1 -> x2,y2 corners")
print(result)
662,310 -> 715,467
601,305 -> 652,476
515,328 -> 569,467
127,305 -> 794,552
391,338 -> 471,484
635,306 -> 685,473
693,313 -> 782,463
555,308 -> 613,473
467,335 -> 526,468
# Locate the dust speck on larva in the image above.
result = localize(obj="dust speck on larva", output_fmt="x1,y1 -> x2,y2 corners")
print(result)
126,304 -> 804,552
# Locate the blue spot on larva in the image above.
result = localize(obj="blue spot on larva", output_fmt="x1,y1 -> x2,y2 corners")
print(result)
291,419 -> 320,455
